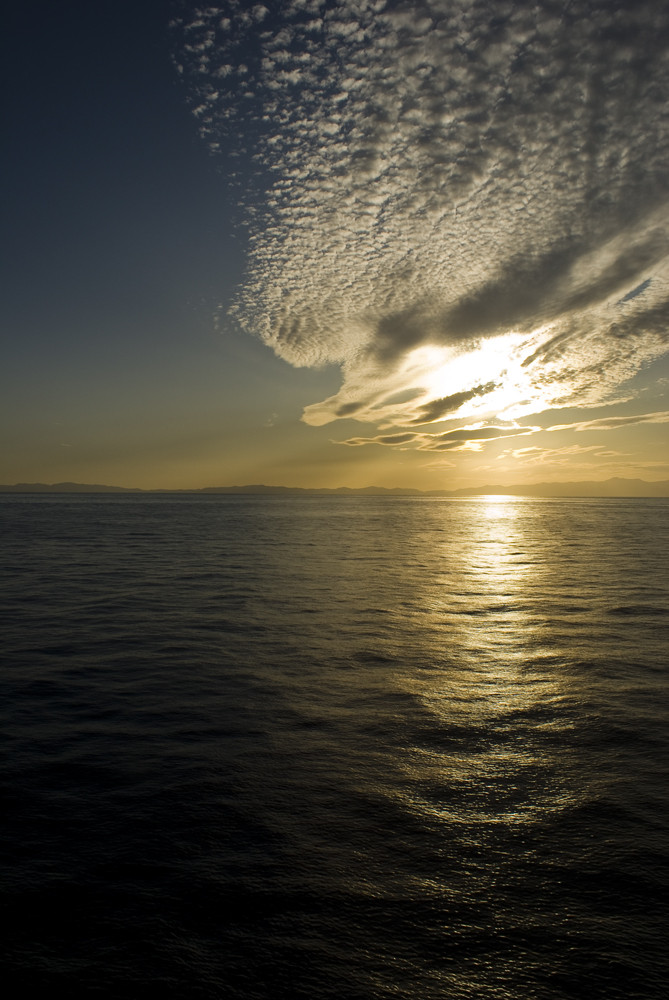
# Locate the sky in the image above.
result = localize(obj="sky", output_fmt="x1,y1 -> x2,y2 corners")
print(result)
3,0 -> 669,491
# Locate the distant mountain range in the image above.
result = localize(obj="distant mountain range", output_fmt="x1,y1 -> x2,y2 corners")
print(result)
2,478 -> 669,497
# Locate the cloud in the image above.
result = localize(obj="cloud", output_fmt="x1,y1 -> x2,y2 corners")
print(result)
618,279 -> 652,305
339,422 -> 536,451
418,424 -> 536,452
176,0 -> 669,444
548,410 -> 669,433
341,432 -> 420,447
409,382 -> 498,424
493,443 -> 615,471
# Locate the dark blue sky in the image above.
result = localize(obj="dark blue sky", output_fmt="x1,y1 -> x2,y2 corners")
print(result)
4,0 -> 236,349
2,0 -> 343,488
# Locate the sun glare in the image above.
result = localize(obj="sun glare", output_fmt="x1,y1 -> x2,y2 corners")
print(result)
480,494 -> 523,519
404,326 -> 558,426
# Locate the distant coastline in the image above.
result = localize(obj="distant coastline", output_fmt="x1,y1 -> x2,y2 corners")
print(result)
2,478 -> 669,497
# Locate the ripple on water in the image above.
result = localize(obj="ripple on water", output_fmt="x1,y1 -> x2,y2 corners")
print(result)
0,494 -> 667,998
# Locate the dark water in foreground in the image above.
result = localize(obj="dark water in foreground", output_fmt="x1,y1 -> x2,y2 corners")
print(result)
1,494 -> 668,999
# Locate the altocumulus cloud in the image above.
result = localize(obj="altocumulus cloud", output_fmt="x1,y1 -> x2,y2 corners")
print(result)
175,0 -> 669,448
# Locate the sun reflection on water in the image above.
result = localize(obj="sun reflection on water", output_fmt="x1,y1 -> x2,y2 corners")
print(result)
399,498 -> 581,831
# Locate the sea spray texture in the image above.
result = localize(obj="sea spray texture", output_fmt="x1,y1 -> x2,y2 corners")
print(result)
1,494 -> 668,998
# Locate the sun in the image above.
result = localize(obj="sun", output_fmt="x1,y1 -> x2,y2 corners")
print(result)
402,330 -> 554,427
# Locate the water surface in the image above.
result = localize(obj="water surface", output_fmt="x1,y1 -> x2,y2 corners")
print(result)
1,495 -> 667,998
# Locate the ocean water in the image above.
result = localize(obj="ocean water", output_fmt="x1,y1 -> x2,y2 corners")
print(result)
1,493 -> 668,999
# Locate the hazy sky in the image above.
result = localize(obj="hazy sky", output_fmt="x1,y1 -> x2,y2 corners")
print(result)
3,0 -> 669,489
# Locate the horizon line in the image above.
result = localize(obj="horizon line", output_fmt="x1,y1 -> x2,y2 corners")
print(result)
2,476 -> 669,498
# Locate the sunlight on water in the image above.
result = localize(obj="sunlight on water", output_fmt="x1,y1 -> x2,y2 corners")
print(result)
1,495 -> 667,1000
399,499 -> 582,835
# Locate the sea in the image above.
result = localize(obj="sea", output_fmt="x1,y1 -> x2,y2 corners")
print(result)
1,493 -> 668,999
